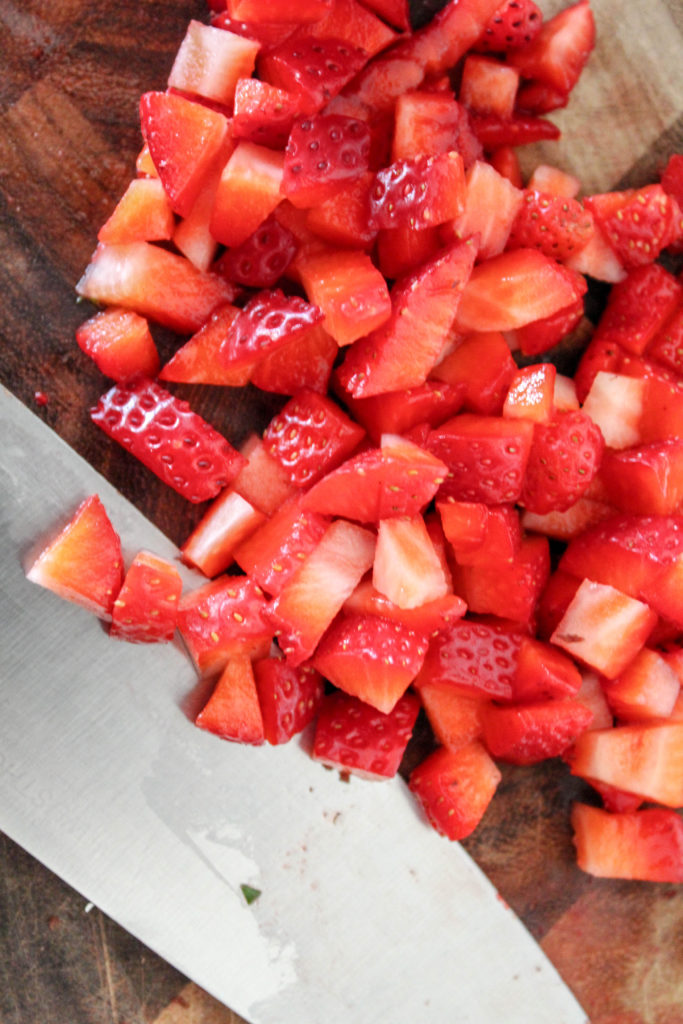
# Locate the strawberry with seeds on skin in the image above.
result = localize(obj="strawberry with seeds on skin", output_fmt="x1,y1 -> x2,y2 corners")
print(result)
482,699 -> 593,765
367,151 -> 466,231
262,388 -> 365,487
234,499 -> 330,595
158,304 -> 252,388
342,380 -> 466,444
253,657 -> 324,744
520,409 -> 605,515
312,690 -> 420,780
91,377 -> 246,503
409,742 -> 502,840
259,36 -> 369,115
313,613 -> 429,713
218,289 -> 323,371
506,190 -> 594,262
507,0 -> 595,96
231,78 -> 299,150
591,263 -> 682,356
110,550 -> 182,643
415,618 -> 524,702
26,495 -> 124,621
468,111 -> 560,149
282,114 -> 371,209
474,0 -> 543,54
219,214 -> 299,288
343,579 -> 466,634
585,185 -> 682,269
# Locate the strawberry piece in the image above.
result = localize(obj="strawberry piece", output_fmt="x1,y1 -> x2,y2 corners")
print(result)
357,0 -> 409,31
453,533 -> 550,628
520,409 -> 605,515
110,550 -> 182,643
211,12 -> 297,48
392,92 -> 483,165
489,145 -> 523,186
177,574 -> 272,676
510,295 -> 585,356
227,0 -> 333,24
300,435 -> 447,522
267,519 -> 376,663
195,654 -> 265,745
568,722 -> 683,808
300,0 -> 399,59
250,322 -> 338,395
503,363 -> 556,422
210,141 -> 285,248
76,242 -> 236,334
367,151 -> 466,230
585,185 -> 681,269
282,114 -> 371,208
296,247 -> 391,346
438,500 -> 521,566
431,330 -> 517,416
373,514 -> 450,610
168,20 -> 260,107
76,308 -> 160,382
313,613 -> 429,713
305,172 -> 378,249
91,377 -> 246,503
338,239 -> 477,398
602,647 -> 681,723
253,657 -> 324,743
259,36 -> 369,115
427,413 -> 534,505
507,0 -> 595,94
454,249 -> 584,333
409,742 -> 501,840
571,804 -> 683,883
599,440 -> 683,516
375,224 -> 443,279
219,214 -> 298,288
473,0 -> 543,54
312,690 -> 420,779
98,178 -> 175,245
647,306 -> 683,377
139,91 -> 229,218
232,78 -> 299,149
459,55 -> 520,118
343,579 -> 466,633
262,388 -> 365,487
231,435 -> 298,517
181,489 -> 267,578
416,618 -> 524,701
342,380 -> 466,444
234,500 -> 330,595
482,698 -> 593,765
26,495 -> 124,621
591,263 -> 682,356
468,111 -> 560,149
512,636 -> 582,702
414,683 -> 487,751
446,159 -> 524,261
218,289 -> 323,371
158,304 -> 252,388
551,578 -> 657,680
506,190 -> 594,262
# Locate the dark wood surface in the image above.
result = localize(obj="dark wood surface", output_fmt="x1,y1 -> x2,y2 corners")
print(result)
1,2 -> 683,1022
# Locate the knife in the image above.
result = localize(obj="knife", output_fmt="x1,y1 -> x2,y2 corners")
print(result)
0,385 -> 587,1024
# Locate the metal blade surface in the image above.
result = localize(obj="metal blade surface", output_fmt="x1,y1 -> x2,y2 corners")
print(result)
0,386 -> 587,1024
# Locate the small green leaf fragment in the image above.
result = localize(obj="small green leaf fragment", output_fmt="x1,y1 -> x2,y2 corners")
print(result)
240,884 -> 262,905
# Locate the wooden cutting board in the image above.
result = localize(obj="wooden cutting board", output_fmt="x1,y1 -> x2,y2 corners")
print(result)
1,2 -> 682,1022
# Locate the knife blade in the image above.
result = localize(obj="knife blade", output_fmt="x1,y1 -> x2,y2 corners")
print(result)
0,385 -> 587,1024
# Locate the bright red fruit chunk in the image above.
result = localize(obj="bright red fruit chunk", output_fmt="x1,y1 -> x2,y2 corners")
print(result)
259,36 -> 369,115
571,803 -> 683,883
409,742 -> 502,840
110,550 -> 182,643
219,215 -> 298,288
312,690 -> 420,779
474,0 -> 544,53
219,289 -> 323,370
253,657 -> 324,744
282,114 -> 371,208
520,409 -> 605,514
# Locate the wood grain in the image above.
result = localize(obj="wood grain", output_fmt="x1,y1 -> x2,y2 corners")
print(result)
0,2 -> 682,1023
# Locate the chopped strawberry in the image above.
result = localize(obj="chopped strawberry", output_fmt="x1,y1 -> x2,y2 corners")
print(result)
253,656 -> 324,743
267,518 -> 376,663
414,683 -> 487,751
91,377 -> 246,503
512,636 -> 582,702
219,214 -> 299,288
482,698 -> 593,764
431,330 -> 518,416
218,289 -> 323,371
312,690 -> 420,779
234,500 -> 330,595
177,573 -> 272,676
211,11 -> 297,48
139,91 -> 229,218
571,803 -> 683,883
592,263 -> 682,357
357,0 -> 409,31
300,434 -> 447,521
195,654 -> 265,745
338,239 -> 477,398
647,306 -> 683,377
231,78 -> 299,149
110,550 -> 182,643
409,742 -> 502,840
599,439 -> 683,516
438,500 -> 521,566
520,409 -> 605,514
296,247 -> 391,346
210,141 -> 285,248
258,36 -> 369,114
250,321 -> 338,395
367,151 -> 466,230
300,0 -> 399,58
98,177 -> 175,245
585,185 -> 681,269
282,114 -> 371,208
427,413 -> 534,505
342,380 -> 466,443
343,579 -> 466,633
509,295 -> 585,356
601,647 -> 681,723
473,0 -> 543,54
392,92 -> 483,165
507,0 -> 595,94
26,495 -> 124,621
158,304 -> 252,387
446,158 -> 524,260
568,721 -> 683,808
262,388 -> 365,487
502,362 -> 557,422
453,533 -> 550,627
506,190 -> 594,262
416,618 -> 524,701
373,514 -> 450,610
459,55 -> 520,119
313,613 -> 429,713
76,307 -> 160,382
226,0 -> 333,23
454,249 -> 584,333
168,20 -> 260,107
468,111 -> 560,149
181,490 -> 267,578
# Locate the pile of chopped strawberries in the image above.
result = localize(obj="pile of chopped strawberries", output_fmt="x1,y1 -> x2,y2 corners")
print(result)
26,0 -> 683,882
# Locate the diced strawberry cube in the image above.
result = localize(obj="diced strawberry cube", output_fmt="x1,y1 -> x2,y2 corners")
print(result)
234,499 -> 330,595
98,178 -> 175,245
373,514 -> 450,610
444,159 -> 524,260
502,363 -> 556,422
601,647 -> 681,723
181,489 -> 267,578
210,141 -> 285,247
452,533 -> 550,628
232,78 -> 299,149
158,304 -> 251,387
409,742 -> 502,840
431,330 -> 517,416
343,579 -> 466,634
482,698 -> 593,764
599,440 -> 683,516
110,550 -> 182,643
258,36 -> 369,115
571,803 -> 683,882
195,654 -> 265,745
282,114 -> 371,209
512,636 -> 582,702
168,21 -> 260,107
76,307 -> 160,382
253,657 -> 324,744
296,247 -> 391,346
415,618 -> 524,701
343,380 -> 466,444
312,690 -> 420,779
414,683 -> 488,751
460,55 -> 519,118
